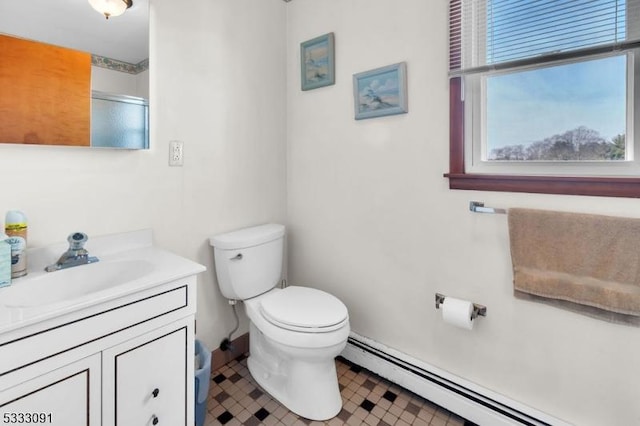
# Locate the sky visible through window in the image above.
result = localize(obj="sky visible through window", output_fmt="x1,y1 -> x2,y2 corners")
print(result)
485,0 -> 627,159
487,55 -> 626,149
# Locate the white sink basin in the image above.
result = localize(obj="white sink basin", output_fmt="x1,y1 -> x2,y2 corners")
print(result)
0,259 -> 155,308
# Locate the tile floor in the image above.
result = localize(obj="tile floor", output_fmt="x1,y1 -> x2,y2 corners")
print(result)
205,355 -> 475,426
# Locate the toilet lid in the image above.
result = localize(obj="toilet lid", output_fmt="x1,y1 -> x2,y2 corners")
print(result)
260,286 -> 348,332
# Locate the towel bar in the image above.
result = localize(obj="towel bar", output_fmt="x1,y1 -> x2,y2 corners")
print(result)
435,293 -> 487,319
469,201 -> 507,215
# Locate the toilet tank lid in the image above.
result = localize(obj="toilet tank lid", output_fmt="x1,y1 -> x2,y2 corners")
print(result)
209,223 -> 285,250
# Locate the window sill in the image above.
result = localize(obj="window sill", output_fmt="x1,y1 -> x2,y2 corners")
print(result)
444,173 -> 640,198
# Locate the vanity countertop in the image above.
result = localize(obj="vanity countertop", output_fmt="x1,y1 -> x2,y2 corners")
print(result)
0,229 -> 206,335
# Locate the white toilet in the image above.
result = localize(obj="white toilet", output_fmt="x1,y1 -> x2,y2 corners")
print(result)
209,224 -> 350,421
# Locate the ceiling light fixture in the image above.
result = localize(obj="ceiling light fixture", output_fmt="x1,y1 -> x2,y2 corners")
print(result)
88,0 -> 133,20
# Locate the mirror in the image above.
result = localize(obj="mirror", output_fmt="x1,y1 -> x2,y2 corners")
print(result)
0,0 -> 149,149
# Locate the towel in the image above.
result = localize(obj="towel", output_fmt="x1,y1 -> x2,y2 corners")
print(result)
508,208 -> 640,325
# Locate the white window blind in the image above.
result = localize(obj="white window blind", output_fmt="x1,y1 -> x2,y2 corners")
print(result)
449,0 -> 640,76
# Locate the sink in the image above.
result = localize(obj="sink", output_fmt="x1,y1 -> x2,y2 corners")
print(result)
0,259 -> 155,308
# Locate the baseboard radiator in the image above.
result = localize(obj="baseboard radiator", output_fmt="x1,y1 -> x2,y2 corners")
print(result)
341,333 -> 570,426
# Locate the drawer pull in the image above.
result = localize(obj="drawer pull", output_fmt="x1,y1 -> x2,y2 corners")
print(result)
152,415 -> 159,425
152,388 -> 160,398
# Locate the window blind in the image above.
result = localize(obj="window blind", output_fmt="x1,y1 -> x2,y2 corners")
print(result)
449,0 -> 640,76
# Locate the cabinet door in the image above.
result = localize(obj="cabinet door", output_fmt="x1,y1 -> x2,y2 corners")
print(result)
0,354 -> 101,426
103,324 -> 190,426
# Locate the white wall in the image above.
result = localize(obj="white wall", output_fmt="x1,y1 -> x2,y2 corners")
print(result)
0,0 -> 287,353
137,70 -> 149,99
91,67 -> 149,99
286,1 -> 640,425
92,66 -> 137,97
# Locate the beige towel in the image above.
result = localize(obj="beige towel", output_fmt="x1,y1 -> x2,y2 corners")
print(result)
508,208 -> 640,325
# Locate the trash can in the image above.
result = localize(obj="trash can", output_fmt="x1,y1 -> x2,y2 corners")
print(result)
194,339 -> 211,426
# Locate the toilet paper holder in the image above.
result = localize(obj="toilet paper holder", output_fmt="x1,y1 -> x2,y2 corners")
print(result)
435,293 -> 487,319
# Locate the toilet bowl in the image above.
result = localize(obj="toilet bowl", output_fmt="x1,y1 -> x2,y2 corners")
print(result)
245,286 -> 349,420
209,224 -> 350,420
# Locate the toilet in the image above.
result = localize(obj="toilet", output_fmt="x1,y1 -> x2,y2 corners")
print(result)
209,224 -> 350,421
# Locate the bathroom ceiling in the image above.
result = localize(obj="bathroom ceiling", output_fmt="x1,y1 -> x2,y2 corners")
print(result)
0,0 -> 149,64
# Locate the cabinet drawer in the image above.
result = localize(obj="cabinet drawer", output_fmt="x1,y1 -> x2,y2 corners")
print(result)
0,285 -> 188,377
103,326 -> 189,426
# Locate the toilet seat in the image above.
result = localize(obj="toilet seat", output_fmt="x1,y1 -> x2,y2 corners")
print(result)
259,286 -> 348,333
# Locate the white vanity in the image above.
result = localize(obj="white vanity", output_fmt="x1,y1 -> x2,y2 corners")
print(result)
0,230 -> 205,425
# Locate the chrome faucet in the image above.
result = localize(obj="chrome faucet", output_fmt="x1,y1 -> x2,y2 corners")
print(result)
45,232 -> 99,272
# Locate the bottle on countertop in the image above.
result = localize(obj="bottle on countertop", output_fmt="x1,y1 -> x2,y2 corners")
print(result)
0,233 -> 11,287
5,210 -> 27,278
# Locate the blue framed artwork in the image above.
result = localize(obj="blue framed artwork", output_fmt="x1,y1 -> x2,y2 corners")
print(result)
353,62 -> 408,120
301,33 -> 335,91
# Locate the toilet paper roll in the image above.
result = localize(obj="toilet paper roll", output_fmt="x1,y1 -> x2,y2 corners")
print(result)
442,297 -> 474,330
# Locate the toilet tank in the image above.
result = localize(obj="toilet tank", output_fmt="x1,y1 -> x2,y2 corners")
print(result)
209,224 -> 285,300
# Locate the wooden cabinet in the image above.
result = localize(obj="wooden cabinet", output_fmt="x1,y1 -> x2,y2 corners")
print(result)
0,34 -> 91,146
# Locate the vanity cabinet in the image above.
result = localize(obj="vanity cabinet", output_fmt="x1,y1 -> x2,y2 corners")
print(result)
0,275 -> 199,426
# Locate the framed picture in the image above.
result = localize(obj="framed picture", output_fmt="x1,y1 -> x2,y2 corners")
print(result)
353,62 -> 408,120
301,32 -> 335,91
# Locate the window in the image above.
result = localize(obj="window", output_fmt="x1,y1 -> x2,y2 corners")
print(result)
446,0 -> 640,197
